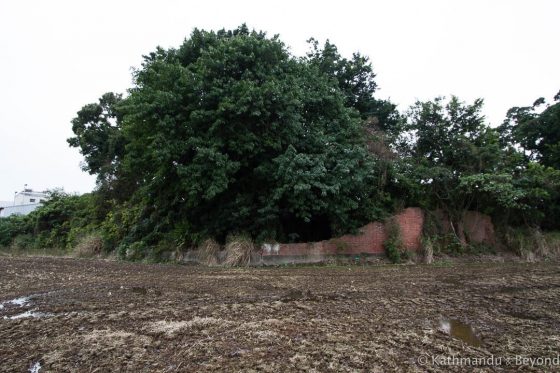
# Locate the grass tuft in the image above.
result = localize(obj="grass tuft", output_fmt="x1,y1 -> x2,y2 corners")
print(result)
196,239 -> 221,266
223,234 -> 253,267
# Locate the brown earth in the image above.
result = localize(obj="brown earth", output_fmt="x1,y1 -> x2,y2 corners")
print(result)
0,256 -> 559,372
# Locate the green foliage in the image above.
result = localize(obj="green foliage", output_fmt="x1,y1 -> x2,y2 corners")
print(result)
305,38 -> 401,132
117,241 -> 149,261
495,163 -> 560,228
458,173 -> 525,210
99,200 -> 144,251
6,26 -> 558,262
68,25 -> 396,247
11,234 -> 36,251
393,96 -> 560,236
68,93 -> 126,182
0,190 -> 106,253
0,215 -> 29,247
498,92 -> 560,169
496,92 -> 560,229
384,220 -> 403,263
397,96 -> 507,215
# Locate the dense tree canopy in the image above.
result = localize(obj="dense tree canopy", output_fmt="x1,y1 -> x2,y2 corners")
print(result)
1,25 -> 557,259
497,92 -> 560,228
396,96 -> 560,231
68,92 -> 124,180
67,25 -> 395,245
498,92 -> 560,169
399,97 -> 507,210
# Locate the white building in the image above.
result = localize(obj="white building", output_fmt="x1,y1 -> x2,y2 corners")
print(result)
14,189 -> 48,205
0,188 -> 49,218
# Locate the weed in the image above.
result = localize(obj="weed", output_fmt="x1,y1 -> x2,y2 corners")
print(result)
384,219 -> 403,263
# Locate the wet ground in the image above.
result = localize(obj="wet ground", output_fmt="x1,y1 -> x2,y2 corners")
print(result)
1,256 -> 559,372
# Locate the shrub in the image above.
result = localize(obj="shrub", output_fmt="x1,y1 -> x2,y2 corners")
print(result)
11,234 -> 36,251
384,220 -> 403,263
117,241 -> 148,261
0,215 -> 33,248
150,239 -> 178,262
443,234 -> 466,255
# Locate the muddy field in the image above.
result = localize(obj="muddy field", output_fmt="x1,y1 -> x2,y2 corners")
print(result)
1,256 -> 559,372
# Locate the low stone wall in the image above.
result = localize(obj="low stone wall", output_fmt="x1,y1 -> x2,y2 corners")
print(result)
256,208 -> 425,264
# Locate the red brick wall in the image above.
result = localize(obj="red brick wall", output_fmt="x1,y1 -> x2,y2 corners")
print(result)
430,209 -> 496,246
462,211 -> 496,245
323,222 -> 387,254
262,208 -> 424,257
394,207 -> 424,250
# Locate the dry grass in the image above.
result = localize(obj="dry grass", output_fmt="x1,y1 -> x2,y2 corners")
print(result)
147,317 -> 228,337
73,234 -> 104,258
422,236 -> 434,264
546,232 -> 560,256
502,227 -> 560,260
196,239 -> 221,266
536,230 -> 560,258
223,235 -> 253,267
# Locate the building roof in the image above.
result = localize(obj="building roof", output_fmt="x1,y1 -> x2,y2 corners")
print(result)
18,192 -> 47,197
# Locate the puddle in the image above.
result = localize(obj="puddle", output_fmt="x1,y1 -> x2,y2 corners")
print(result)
4,310 -> 53,320
1,291 -> 63,309
0,296 -> 31,308
440,319 -> 482,347
1,293 -> 58,320
29,361 -> 41,373
1,296 -> 35,318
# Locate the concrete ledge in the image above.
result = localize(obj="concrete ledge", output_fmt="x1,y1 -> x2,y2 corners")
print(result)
252,252 -> 385,266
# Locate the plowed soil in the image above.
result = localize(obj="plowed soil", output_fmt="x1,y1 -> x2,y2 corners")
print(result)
1,256 -> 559,372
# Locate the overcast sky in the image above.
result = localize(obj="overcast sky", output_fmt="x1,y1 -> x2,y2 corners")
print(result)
0,0 -> 558,200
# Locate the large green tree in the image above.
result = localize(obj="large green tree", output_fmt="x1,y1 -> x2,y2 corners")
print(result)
305,38 -> 400,135
69,25 -> 393,245
398,95 -> 560,232
498,91 -> 560,169
497,92 -> 560,228
396,97 -> 528,241
68,92 -> 124,181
